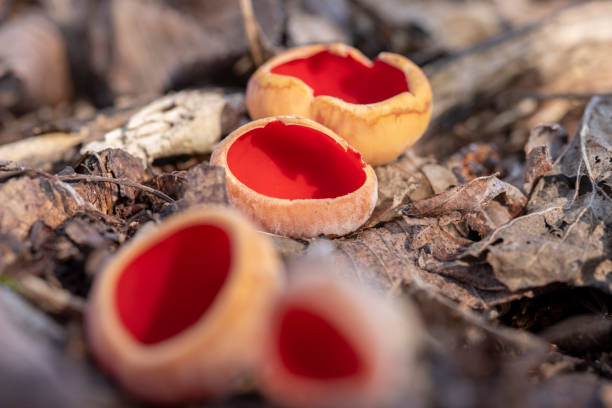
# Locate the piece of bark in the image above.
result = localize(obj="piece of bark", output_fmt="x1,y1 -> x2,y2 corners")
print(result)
168,164 -> 228,213
148,172 -> 187,202
71,149 -> 149,216
417,1 -> 612,155
0,132 -> 83,170
524,124 -> 568,193
461,96 -> 612,292
82,91 -> 245,165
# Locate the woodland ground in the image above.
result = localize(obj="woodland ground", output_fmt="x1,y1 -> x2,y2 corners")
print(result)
0,1 -> 611,407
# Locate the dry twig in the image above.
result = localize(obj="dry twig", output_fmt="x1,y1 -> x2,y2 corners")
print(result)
240,0 -> 265,66
0,166 -> 174,203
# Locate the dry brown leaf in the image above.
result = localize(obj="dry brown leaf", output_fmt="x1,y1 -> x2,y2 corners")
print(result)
409,289 -> 604,408
331,218 -> 517,309
71,149 -> 149,216
0,174 -> 83,241
524,124 -> 568,193
0,149 -> 148,242
462,96 -> 612,292
3,211 -> 126,304
367,153 -> 451,227
404,174 -> 527,239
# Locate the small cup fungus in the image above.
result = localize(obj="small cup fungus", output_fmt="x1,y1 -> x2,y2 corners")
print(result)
210,116 -> 378,238
246,43 -> 433,166
259,272 -> 416,408
86,206 -> 282,404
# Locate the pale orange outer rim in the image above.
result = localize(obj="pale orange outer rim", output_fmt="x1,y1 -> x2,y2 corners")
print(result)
86,206 -> 282,404
210,116 -> 378,238
259,273 -> 412,408
246,43 -> 433,166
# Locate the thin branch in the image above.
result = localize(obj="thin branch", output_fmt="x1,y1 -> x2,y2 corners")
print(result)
59,175 -> 175,203
240,0 -> 265,66
0,166 -> 174,203
17,275 -> 85,316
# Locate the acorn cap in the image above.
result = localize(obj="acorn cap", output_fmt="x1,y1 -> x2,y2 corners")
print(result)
211,116 -> 378,238
86,206 -> 283,404
246,43 -> 433,166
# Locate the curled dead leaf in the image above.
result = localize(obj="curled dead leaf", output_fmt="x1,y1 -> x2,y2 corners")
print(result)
403,174 -> 527,238
524,124 -> 568,193
367,153 -> 456,227
462,96 -> 612,292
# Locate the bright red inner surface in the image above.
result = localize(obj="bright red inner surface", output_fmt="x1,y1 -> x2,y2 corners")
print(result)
226,120 -> 366,200
277,305 -> 363,380
115,224 -> 231,345
271,50 -> 409,104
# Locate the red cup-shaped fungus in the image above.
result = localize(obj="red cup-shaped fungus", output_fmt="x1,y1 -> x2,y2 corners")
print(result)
259,272 -> 417,408
210,116 -> 378,238
86,206 -> 282,404
246,43 -> 433,166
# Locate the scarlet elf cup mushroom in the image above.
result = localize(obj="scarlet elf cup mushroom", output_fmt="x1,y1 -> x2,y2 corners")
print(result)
259,271 -> 417,408
246,43 -> 433,166
210,116 -> 378,238
86,206 -> 282,404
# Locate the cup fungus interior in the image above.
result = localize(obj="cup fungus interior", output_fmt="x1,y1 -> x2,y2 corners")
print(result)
276,304 -> 363,380
115,224 -> 231,345
226,120 -> 366,200
271,50 -> 409,104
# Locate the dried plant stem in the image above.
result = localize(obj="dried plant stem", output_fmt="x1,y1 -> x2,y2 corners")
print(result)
59,175 -> 174,203
0,166 -> 174,203
17,275 -> 85,316
240,0 -> 264,66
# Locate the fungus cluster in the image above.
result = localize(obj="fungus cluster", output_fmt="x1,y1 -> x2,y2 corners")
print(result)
86,210 -> 415,406
86,42 -> 430,407
246,43 -> 433,166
